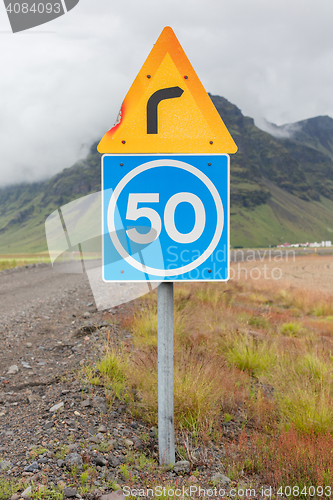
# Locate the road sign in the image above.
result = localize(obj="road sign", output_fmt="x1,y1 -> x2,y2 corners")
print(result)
102,154 -> 229,282
99,26 -> 237,467
98,27 -> 237,155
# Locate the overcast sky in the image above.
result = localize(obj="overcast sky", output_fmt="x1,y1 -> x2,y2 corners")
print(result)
1,0 -> 333,186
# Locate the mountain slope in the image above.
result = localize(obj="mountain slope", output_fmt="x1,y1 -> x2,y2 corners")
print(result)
0,148 -> 101,252
1,96 -> 333,252
273,115 -> 333,160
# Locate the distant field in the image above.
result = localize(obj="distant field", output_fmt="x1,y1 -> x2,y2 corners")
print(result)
231,254 -> 333,292
0,253 -> 50,271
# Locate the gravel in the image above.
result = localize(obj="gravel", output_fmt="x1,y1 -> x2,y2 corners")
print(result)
0,265 -> 245,498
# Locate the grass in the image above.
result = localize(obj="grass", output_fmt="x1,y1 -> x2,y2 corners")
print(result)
0,478 -> 22,500
88,274 -> 333,487
0,255 -> 50,271
280,321 -> 302,336
226,427 -> 333,492
29,447 -> 48,460
227,334 -> 277,376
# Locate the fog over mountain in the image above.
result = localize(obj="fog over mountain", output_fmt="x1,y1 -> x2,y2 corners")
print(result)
1,95 -> 333,251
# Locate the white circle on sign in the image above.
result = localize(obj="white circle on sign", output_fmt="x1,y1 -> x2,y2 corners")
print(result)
107,159 -> 224,277
164,192 -> 206,244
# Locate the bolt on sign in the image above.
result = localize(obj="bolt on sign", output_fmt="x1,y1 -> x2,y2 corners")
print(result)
99,26 -> 237,282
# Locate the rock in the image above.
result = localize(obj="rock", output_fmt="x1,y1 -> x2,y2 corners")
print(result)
81,399 -> 92,407
37,457 -> 48,464
149,427 -> 157,438
7,365 -> 18,374
173,460 -> 190,474
21,486 -> 32,499
124,439 -> 133,447
57,459 -> 64,467
86,490 -> 103,500
101,491 -> 125,500
132,437 -> 143,450
115,438 -> 124,448
107,453 -> 121,467
49,402 -> 64,413
98,424 -> 107,433
26,342 -> 32,348
90,435 -> 102,444
64,452 -> 82,469
130,421 -> 138,429
10,494 -> 21,500
82,312 -> 91,318
27,393 -> 41,404
44,421 -> 54,430
95,455 -> 107,466
0,460 -> 12,470
92,490 -> 103,500
63,487 -> 78,498
108,439 -> 118,449
188,475 -> 199,483
68,443 -> 79,451
211,472 -> 231,485
24,461 -> 39,472
93,396 -> 108,414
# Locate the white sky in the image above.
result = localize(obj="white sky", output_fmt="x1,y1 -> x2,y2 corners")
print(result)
1,0 -> 333,186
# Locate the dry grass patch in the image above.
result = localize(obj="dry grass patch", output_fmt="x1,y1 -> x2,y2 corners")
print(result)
227,426 -> 333,491
97,277 -> 333,450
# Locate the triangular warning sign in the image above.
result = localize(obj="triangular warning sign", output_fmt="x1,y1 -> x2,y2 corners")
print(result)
98,27 -> 237,154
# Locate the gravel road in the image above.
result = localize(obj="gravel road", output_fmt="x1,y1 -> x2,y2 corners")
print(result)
0,263 -> 105,386
0,264 -> 222,498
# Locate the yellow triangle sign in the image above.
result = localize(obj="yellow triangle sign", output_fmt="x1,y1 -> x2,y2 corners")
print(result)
98,27 -> 237,154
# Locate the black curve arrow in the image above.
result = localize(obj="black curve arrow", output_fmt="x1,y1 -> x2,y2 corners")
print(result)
147,86 -> 184,134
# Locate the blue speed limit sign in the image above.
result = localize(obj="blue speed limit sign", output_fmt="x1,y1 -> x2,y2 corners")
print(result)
102,154 -> 229,282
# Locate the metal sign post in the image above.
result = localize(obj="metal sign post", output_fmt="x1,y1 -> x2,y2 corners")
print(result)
157,282 -> 175,465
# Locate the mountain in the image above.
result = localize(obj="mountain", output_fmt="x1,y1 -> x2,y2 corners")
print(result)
1,95 -> 333,252
0,150 -> 101,253
270,115 -> 333,160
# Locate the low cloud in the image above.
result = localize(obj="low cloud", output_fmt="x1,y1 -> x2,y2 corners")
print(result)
1,0 -> 333,186
255,118 -> 302,139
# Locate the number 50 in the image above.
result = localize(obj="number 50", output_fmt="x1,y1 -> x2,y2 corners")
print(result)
126,192 -> 206,245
